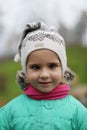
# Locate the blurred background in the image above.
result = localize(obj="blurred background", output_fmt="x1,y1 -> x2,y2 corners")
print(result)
0,0 -> 87,107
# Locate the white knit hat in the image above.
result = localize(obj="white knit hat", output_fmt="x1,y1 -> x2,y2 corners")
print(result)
14,22 -> 67,75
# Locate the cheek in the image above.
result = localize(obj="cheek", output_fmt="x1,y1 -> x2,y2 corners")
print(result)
53,69 -> 63,80
26,72 -> 38,81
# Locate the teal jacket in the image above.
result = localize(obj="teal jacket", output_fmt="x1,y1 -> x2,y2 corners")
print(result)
0,94 -> 87,130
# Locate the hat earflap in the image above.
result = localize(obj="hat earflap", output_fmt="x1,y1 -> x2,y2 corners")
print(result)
64,67 -> 75,82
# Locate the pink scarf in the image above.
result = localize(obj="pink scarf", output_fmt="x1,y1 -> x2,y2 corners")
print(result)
24,84 -> 70,100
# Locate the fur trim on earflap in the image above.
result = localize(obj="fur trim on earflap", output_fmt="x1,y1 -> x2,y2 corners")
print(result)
16,70 -> 26,89
64,67 -> 75,82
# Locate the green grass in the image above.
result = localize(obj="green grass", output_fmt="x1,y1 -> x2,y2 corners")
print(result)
0,45 -> 87,103
0,60 -> 22,103
66,45 -> 87,84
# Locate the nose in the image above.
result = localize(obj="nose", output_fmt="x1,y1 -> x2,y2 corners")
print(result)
39,68 -> 49,79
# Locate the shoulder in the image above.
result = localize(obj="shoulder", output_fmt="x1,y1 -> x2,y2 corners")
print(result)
0,94 -> 31,122
60,95 -> 87,117
63,95 -> 87,129
0,94 -> 32,129
67,95 -> 86,107
0,94 -> 28,114
65,95 -> 86,110
67,95 -> 87,119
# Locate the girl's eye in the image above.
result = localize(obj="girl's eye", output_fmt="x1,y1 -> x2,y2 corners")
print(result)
30,65 -> 40,70
49,63 -> 58,69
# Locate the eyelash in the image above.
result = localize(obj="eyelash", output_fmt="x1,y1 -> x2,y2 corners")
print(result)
30,63 -> 59,70
30,65 -> 40,70
49,63 -> 58,69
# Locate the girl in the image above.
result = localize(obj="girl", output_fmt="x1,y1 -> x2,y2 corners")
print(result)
0,22 -> 87,130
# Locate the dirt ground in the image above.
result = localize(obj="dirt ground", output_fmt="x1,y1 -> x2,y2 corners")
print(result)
0,99 -> 7,107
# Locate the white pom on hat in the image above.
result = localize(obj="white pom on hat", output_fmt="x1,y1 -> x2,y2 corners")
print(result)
14,53 -> 21,62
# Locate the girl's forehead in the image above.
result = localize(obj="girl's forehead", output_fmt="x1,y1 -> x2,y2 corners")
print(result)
30,49 -> 59,57
31,49 -> 58,55
27,49 -> 60,63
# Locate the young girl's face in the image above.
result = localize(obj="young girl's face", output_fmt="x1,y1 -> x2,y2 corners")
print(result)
26,49 -> 63,93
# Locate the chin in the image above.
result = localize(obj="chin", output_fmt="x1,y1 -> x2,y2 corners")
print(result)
39,89 -> 53,93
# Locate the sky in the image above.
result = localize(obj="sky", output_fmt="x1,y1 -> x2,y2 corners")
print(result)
0,0 -> 87,56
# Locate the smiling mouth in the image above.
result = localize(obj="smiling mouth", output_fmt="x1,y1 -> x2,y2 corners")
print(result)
38,82 -> 52,84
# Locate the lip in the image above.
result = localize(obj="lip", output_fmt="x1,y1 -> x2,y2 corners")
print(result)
38,81 -> 52,85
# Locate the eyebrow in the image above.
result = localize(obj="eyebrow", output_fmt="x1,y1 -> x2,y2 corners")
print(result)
48,62 -> 61,66
28,61 -> 61,66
